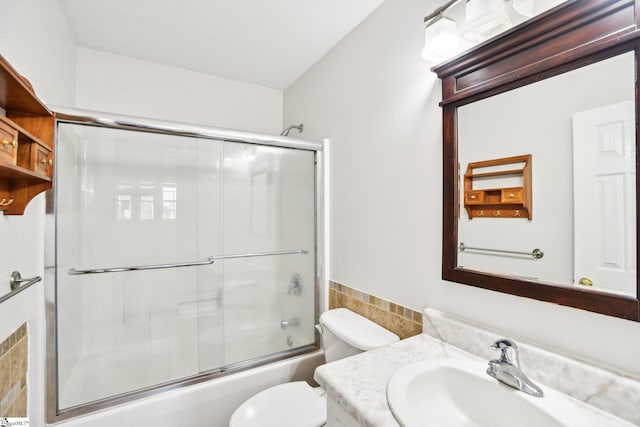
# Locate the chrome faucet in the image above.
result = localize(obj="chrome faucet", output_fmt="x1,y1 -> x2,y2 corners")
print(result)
486,338 -> 544,397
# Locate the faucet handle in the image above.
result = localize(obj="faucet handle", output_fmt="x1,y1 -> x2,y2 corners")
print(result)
491,338 -> 518,351
490,338 -> 519,364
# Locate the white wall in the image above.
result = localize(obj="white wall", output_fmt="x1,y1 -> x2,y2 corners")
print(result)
0,0 -> 77,424
0,1 -> 77,107
283,0 -> 640,378
75,48 -> 283,134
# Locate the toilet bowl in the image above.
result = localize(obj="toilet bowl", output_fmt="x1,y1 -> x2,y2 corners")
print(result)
229,308 -> 400,427
229,381 -> 326,427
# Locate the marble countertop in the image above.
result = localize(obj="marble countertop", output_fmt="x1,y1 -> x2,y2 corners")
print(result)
314,333 -> 637,427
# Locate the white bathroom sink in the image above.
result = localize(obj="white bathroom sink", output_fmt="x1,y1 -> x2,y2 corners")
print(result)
386,358 -> 594,427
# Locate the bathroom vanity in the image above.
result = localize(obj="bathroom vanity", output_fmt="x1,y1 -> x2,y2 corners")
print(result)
315,309 -> 640,427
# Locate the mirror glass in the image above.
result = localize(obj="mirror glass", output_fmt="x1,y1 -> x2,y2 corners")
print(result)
457,51 -> 636,297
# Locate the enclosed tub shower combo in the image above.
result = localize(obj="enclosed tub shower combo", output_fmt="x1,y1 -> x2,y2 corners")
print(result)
45,109 -> 325,423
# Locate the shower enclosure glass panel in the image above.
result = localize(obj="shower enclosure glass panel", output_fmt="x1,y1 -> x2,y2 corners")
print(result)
214,143 -> 316,368
56,123 -> 316,410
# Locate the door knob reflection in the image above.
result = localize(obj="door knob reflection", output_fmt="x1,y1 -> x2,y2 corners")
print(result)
578,277 -> 593,287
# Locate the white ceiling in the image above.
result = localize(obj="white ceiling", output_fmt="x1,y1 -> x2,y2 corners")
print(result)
57,0 -> 387,90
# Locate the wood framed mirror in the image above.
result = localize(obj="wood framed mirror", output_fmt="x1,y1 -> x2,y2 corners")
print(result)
434,0 -> 640,321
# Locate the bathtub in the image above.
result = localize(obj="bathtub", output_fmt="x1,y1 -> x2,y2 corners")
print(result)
58,278 -> 316,409
57,349 -> 324,427
56,286 -> 321,426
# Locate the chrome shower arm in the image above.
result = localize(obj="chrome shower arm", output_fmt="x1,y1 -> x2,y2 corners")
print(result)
280,123 -> 304,136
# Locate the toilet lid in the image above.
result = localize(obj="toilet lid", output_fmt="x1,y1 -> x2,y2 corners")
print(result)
229,381 -> 326,427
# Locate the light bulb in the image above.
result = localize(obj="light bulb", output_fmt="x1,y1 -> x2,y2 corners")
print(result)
422,16 -> 467,62
461,0 -> 511,42
513,0 -> 565,17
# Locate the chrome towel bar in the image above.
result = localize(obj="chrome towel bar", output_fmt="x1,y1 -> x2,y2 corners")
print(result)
0,271 -> 43,305
459,242 -> 543,260
212,249 -> 308,260
10,270 -> 43,290
68,249 -> 309,275
68,257 -> 216,275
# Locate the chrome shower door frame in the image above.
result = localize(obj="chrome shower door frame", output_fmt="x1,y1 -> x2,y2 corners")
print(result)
44,108 -> 325,423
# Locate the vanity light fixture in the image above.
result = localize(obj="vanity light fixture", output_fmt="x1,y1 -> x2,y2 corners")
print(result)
422,15 -> 466,62
512,0 -> 564,17
461,0 -> 512,42
422,0 -> 567,62
422,0 -> 468,62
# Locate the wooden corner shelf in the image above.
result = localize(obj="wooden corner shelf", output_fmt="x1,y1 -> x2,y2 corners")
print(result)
463,154 -> 532,220
0,55 -> 54,215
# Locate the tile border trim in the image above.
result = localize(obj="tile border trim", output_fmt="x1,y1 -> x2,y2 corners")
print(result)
329,281 -> 422,339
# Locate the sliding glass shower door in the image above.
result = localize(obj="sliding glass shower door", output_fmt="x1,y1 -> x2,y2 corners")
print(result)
55,122 -> 316,410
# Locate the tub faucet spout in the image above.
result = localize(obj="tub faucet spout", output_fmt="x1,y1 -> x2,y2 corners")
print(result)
486,338 -> 544,397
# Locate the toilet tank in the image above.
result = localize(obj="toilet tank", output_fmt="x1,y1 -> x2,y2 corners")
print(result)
319,308 -> 400,363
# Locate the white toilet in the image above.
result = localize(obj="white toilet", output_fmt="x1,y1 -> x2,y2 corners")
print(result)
229,308 -> 400,427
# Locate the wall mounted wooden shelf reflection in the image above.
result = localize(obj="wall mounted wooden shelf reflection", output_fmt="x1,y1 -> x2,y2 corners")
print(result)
463,154 -> 532,220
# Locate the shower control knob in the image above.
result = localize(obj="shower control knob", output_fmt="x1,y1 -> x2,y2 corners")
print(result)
288,273 -> 303,296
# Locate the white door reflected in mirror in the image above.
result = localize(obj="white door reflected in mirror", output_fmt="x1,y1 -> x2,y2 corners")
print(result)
572,101 -> 636,296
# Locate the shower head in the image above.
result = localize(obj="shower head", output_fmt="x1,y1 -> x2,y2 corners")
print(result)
280,123 -> 304,136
